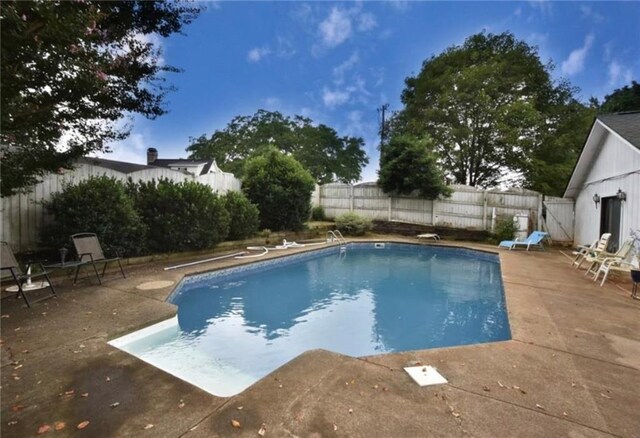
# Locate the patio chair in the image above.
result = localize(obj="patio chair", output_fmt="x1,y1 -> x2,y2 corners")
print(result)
498,231 -> 548,251
593,255 -> 635,286
71,233 -> 126,285
1,242 -> 57,307
584,239 -> 634,278
572,233 -> 611,269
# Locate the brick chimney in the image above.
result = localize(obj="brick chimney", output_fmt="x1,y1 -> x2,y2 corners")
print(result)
147,147 -> 158,165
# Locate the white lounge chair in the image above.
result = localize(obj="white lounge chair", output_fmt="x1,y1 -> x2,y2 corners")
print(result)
572,233 -> 611,269
584,239 -> 633,278
594,256 -> 635,286
417,233 -> 440,241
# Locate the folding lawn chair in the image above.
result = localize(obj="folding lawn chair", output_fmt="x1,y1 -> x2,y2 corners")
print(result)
71,233 -> 126,285
1,241 -> 57,307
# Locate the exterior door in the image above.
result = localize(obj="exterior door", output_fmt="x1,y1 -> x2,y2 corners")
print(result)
600,197 -> 622,252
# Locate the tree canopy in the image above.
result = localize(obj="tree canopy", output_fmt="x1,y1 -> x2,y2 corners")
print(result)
378,136 -> 451,199
1,1 -> 199,197
598,80 -> 640,114
242,148 -> 316,231
388,32 -> 590,192
186,110 -> 368,183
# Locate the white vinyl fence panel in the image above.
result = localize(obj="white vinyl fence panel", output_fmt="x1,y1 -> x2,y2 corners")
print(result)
1,162 -> 241,252
314,183 -> 573,242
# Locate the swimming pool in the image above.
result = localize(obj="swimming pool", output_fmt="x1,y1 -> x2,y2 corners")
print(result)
110,243 -> 510,396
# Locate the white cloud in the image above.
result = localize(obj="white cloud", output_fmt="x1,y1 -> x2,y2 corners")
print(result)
608,61 -> 633,87
319,7 -> 352,48
275,36 -> 296,58
580,5 -> 604,23
333,52 -> 360,84
561,34 -> 594,76
528,0 -> 552,17
322,87 -> 350,108
93,131 -> 148,165
247,46 -> 271,62
357,13 -> 377,31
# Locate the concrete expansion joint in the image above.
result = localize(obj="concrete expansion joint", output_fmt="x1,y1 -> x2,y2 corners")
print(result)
511,339 -> 640,373
447,383 -> 620,438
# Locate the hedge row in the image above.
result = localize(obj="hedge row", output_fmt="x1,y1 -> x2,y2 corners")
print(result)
42,177 -> 259,257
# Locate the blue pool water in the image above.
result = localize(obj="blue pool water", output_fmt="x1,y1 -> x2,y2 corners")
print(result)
110,243 -> 510,396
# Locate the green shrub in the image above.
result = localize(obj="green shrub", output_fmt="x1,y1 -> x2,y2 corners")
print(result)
310,206 -> 326,221
129,179 -> 230,253
335,212 -> 372,236
223,191 -> 260,240
42,176 -> 146,257
493,215 -> 518,242
242,148 -> 316,231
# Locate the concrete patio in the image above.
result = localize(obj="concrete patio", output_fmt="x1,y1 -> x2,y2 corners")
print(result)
1,237 -> 639,437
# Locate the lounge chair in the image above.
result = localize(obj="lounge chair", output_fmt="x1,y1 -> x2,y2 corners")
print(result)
1,242 -> 57,307
572,233 -> 611,269
498,231 -> 548,251
417,233 -> 440,240
594,256 -> 636,286
71,233 -> 126,285
584,239 -> 634,279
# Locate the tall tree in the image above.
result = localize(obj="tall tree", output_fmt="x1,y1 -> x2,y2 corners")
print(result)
599,80 -> 640,114
1,1 -> 199,197
186,110 -> 369,183
390,32 -> 577,189
378,135 -> 451,200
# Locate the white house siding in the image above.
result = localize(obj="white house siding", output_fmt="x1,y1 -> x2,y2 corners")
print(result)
573,132 -> 640,246
1,162 -> 241,252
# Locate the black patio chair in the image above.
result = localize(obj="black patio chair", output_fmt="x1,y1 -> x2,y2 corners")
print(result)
1,242 -> 57,307
71,233 -> 126,285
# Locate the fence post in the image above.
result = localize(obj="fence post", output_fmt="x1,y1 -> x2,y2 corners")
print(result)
388,197 -> 392,221
350,184 -> 354,212
482,190 -> 488,230
432,199 -> 437,225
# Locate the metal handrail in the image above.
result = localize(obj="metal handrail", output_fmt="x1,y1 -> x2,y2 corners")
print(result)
327,230 -> 346,246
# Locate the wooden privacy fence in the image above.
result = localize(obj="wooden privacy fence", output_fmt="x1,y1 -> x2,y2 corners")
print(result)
1,161 -> 241,252
313,183 -> 574,243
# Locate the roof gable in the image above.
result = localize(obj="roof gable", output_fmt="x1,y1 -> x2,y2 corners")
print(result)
564,112 -> 640,198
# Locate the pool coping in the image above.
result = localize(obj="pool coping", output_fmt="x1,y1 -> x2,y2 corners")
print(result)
2,235 -> 639,437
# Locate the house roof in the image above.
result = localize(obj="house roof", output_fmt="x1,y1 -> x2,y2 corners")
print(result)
80,157 -> 154,174
151,158 -> 212,175
597,112 -> 640,150
563,112 -> 640,198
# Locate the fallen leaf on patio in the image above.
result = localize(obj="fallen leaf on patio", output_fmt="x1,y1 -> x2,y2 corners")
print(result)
21,350 -> 29,353
373,384 -> 379,389
600,393 -> 611,400
11,404 -> 25,412
258,423 -> 267,436
105,376 -> 111,382
236,406 -> 243,410
189,425 -> 199,431
571,382 -> 576,388
15,327 -> 21,331
482,386 -> 490,392
77,420 -> 90,430
178,401 -> 185,408
231,419 -> 241,428
37,424 -> 51,434
8,420 -> 18,426
12,375 -> 20,381
498,381 -> 505,388
13,364 -> 23,370
512,385 -> 520,390
1,314 -> 9,318
278,384 -> 283,388
383,387 -> 389,392
110,402 -> 120,408
562,412 -> 568,417
333,424 -> 338,431
54,422 -> 66,431
79,344 -> 85,348
452,412 -> 460,418
519,389 -> 527,394
143,424 -> 154,430
348,408 -> 353,414
65,390 -> 75,396
81,393 -> 89,397
535,404 -> 545,410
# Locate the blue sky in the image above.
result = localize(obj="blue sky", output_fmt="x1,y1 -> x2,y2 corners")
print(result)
101,1 -> 640,182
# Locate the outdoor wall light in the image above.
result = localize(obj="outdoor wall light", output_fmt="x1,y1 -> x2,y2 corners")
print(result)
616,189 -> 626,201
593,193 -> 600,207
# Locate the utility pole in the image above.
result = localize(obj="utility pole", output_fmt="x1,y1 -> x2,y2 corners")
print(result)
377,103 -> 389,150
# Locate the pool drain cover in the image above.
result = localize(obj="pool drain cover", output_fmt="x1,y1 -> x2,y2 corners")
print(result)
404,366 -> 448,386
